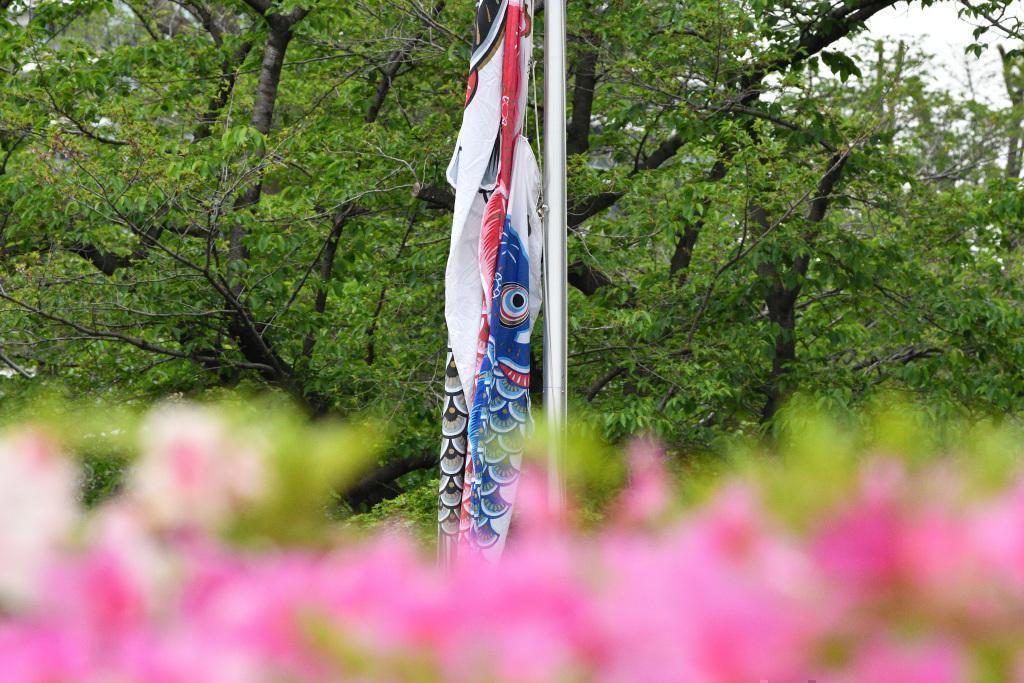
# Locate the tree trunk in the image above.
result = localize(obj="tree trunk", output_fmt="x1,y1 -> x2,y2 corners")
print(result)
759,153 -> 848,422
999,46 -> 1023,180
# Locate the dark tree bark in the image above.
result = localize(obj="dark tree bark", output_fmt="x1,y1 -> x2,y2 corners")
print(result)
567,35 -> 599,156
411,182 -> 455,211
365,209 -> 417,365
669,225 -> 700,283
204,4 -> 333,414
760,153 -> 848,422
194,41 -> 254,142
229,4 -> 308,262
302,205 -> 362,359
568,260 -> 612,295
344,452 -> 435,509
999,46 -> 1023,180
67,243 -> 131,276
668,160 -> 728,284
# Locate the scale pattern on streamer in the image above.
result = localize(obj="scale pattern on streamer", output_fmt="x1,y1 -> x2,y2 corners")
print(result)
438,351 -> 468,541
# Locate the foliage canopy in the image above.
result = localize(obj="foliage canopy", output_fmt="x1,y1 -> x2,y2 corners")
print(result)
1,0 -> 1022,500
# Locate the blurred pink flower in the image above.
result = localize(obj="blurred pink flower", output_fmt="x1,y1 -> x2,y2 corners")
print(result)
813,460 -> 906,596
834,638 -> 966,683
971,480 -> 1024,586
130,405 -> 267,531
613,437 -> 670,527
5,407 -> 1024,681
0,623 -> 89,683
506,466 -> 567,540
40,501 -> 185,653
592,486 -> 823,682
0,430 -> 78,608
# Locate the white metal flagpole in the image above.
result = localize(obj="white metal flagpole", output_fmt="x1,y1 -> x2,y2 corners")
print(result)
542,0 -> 567,504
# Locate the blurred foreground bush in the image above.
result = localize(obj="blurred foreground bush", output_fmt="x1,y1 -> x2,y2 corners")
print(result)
2,401 -> 1024,681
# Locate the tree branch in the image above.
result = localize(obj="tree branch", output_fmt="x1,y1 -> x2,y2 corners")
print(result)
0,284 -> 274,373
568,260 -> 612,295
344,451 -> 435,510
365,1 -> 446,124
569,0 -> 897,228
301,204 -> 362,359
238,0 -> 272,17
411,182 -> 454,211
585,365 -> 625,401
194,40 -> 254,141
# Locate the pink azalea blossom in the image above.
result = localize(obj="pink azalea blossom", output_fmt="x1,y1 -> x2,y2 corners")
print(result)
4,410 -> 1024,681
613,437 -> 670,526
130,405 -> 267,531
832,638 -> 967,683
0,430 -> 78,608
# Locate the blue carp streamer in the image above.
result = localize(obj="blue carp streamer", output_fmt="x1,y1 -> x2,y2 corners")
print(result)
464,219 -> 532,550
